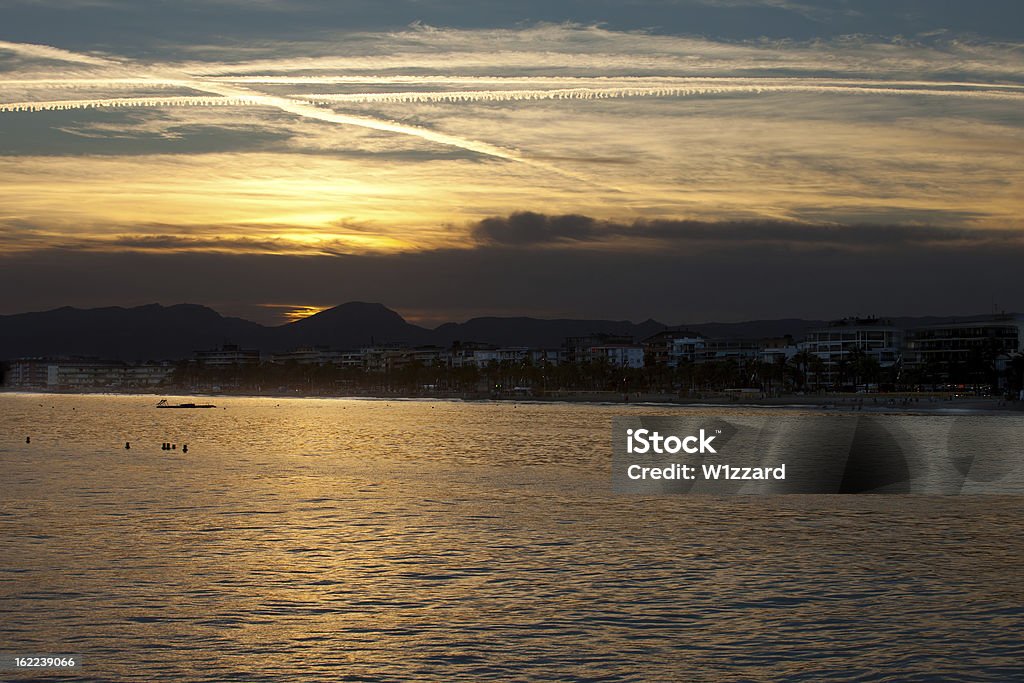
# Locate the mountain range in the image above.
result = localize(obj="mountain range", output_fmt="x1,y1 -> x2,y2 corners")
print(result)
0,302 -> 1010,361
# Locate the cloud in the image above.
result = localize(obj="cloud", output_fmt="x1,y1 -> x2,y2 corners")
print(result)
3,0 -> 1023,44
3,233 -> 1024,324
0,41 -> 534,164
1,27 -> 1023,258
471,212 -> 1024,248
301,81 -> 1024,105
0,40 -> 120,67
474,212 -> 602,245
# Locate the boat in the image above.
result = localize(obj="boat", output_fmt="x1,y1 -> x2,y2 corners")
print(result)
157,399 -> 216,409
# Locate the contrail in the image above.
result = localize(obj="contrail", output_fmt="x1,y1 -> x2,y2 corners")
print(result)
0,40 -> 120,67
203,74 -> 1024,92
0,59 -> 529,164
245,94 -> 527,163
4,39 -> 1024,169
7,81 -> 1021,114
300,84 -> 1024,104
176,77 -> 531,164
12,80 -> 1015,115
6,78 -> 1022,165
0,78 -> 198,89
0,95 -> 265,112
0,90 -> 528,163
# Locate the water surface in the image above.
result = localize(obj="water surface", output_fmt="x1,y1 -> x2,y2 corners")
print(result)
1,393 -> 1022,681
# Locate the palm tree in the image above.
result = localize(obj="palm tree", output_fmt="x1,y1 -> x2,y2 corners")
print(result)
789,350 -> 814,390
808,355 -> 827,391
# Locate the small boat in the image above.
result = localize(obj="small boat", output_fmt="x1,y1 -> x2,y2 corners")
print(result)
157,399 -> 216,409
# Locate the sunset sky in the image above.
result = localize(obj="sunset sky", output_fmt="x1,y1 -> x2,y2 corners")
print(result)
1,1 -> 1022,325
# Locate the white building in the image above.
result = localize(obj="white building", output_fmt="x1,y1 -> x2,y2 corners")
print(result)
803,318 -> 903,387
530,349 -> 560,367
668,336 -> 707,367
7,358 -> 50,387
589,345 -> 645,369
124,362 -> 175,387
759,344 -> 800,365
905,315 -> 1024,389
195,344 -> 260,367
467,347 -> 531,369
272,346 -> 345,365
6,358 -> 174,389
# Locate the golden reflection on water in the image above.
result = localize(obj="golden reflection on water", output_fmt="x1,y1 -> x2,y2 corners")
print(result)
1,393 -> 1022,681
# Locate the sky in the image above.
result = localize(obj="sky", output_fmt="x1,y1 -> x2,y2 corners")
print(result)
1,1 -> 1022,326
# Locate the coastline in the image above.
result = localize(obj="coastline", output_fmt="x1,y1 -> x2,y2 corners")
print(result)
3,386 -> 1021,414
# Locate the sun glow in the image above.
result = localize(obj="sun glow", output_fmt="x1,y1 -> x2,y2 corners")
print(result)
1,28 -> 1023,261
264,231 -> 414,252
259,303 -> 332,323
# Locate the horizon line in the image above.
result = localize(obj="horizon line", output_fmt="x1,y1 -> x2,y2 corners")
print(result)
0,300 -> 1019,330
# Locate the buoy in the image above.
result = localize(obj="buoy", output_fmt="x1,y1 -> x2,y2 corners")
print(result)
125,442 -> 131,450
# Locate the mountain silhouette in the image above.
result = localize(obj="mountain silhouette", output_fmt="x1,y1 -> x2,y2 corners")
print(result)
276,302 -> 432,349
0,303 -> 1009,362
0,304 -> 264,362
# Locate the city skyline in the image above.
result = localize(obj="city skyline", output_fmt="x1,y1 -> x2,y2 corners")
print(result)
2,299 -> 1021,363
8,309 -> 1023,399
1,1 -> 1022,325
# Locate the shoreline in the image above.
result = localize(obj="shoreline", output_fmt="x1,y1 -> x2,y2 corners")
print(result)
3,387 -> 1021,414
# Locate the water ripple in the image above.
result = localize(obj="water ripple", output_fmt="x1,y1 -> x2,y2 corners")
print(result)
0,394 -> 1022,681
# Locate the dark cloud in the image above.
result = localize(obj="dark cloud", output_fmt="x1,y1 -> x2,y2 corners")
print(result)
0,228 -> 342,256
473,212 -> 602,245
472,212 -> 1024,249
2,218 -> 1023,325
80,234 -> 314,254
1,1 -> 1021,46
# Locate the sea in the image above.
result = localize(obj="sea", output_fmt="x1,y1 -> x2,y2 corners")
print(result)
1,393 -> 1022,681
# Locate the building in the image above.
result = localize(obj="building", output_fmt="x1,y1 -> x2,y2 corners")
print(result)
589,345 -> 645,369
271,346 -> 346,365
699,338 -> 764,363
7,358 -> 51,387
361,343 -> 407,373
5,357 -> 172,389
758,337 -> 799,365
449,342 -> 497,369
904,316 -> 1024,389
468,347 -> 531,369
336,350 -> 366,369
195,344 -> 260,367
529,349 -> 560,367
124,362 -> 175,387
405,346 -> 448,367
803,317 -> 903,388
562,333 -> 634,365
642,329 -> 706,367
47,359 -> 127,388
